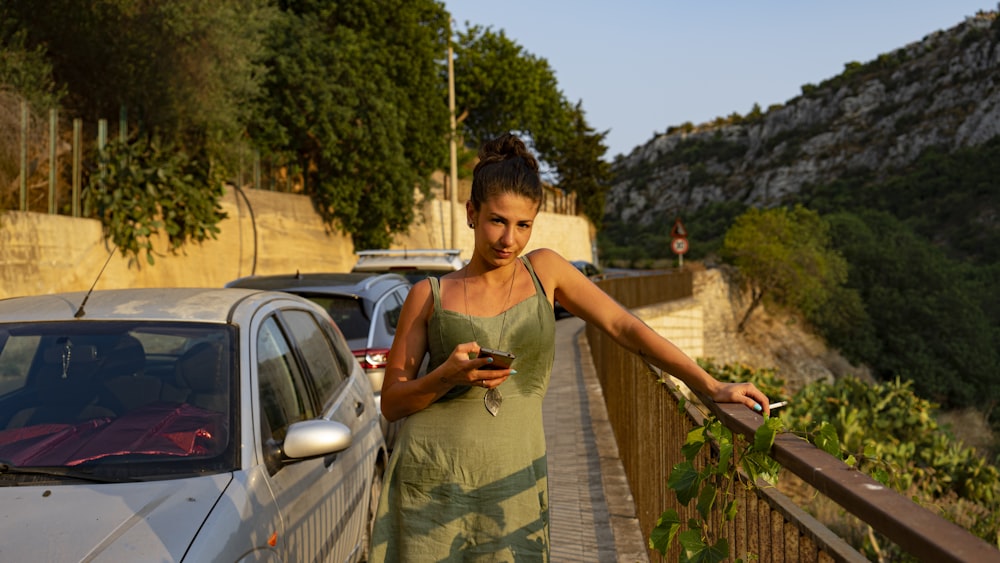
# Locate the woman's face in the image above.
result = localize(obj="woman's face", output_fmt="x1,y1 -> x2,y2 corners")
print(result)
468,193 -> 538,267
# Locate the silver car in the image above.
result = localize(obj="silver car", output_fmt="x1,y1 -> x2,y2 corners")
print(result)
0,288 -> 386,562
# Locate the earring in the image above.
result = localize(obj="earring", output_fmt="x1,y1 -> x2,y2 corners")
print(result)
468,222 -> 475,228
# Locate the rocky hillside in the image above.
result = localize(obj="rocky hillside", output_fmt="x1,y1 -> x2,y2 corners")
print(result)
607,10 -> 999,226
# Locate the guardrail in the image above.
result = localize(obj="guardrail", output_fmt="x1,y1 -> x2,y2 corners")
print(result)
590,270 -> 1000,562
595,269 -> 694,309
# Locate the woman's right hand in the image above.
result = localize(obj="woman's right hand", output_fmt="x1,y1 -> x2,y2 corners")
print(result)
439,342 -> 514,390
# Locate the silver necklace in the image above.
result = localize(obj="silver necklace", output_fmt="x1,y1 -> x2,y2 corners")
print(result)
463,260 -> 518,416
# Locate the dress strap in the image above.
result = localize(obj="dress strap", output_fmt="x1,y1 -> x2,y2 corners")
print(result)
428,276 -> 443,312
520,255 -> 546,299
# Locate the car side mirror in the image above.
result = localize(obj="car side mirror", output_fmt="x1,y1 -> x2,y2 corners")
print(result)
282,419 -> 353,460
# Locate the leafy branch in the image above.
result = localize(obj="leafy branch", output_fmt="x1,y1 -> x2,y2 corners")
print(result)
650,411 -> 783,563
86,137 -> 227,267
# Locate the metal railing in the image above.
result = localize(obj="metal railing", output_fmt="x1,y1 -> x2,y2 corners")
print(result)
589,271 -> 1000,562
596,269 -> 694,309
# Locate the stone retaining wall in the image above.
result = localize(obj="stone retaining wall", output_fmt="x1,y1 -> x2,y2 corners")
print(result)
0,186 -> 594,299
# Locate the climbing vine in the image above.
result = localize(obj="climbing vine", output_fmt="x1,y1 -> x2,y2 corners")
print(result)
649,413 -> 783,562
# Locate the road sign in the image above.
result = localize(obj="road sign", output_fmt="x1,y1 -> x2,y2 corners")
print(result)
671,218 -> 687,238
671,237 -> 689,255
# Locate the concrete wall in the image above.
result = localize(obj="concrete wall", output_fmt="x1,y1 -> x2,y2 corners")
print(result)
635,298 -> 704,360
0,186 -> 595,299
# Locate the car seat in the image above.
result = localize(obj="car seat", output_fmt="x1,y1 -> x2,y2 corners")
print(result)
97,335 -> 160,414
6,338 -> 119,428
174,341 -> 229,414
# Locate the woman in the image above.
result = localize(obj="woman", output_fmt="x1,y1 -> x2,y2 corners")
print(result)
369,132 -> 770,561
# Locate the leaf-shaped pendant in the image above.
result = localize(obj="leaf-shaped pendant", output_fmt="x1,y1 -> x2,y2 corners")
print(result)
484,387 -> 502,416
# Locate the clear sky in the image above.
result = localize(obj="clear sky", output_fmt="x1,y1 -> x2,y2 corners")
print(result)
444,1 -> 997,159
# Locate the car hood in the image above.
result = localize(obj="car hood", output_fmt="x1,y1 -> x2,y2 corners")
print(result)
0,473 -> 231,562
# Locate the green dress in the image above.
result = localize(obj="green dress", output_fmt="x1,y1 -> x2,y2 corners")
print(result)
370,256 -> 556,562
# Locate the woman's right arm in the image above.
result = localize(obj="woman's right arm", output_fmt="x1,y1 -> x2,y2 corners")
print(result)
378,279 -> 491,421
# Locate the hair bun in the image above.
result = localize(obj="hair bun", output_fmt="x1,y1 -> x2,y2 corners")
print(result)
478,132 -> 539,172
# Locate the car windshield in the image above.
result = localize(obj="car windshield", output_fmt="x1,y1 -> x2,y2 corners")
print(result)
0,321 -> 237,481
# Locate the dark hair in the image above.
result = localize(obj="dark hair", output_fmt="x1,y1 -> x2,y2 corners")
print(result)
470,132 -> 542,210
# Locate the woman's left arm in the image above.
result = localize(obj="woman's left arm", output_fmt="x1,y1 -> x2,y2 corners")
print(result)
529,249 -> 771,415
609,313 -> 770,414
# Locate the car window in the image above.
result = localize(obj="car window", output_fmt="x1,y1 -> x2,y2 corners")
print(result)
257,317 -> 313,442
321,321 -> 359,382
308,296 -> 368,341
374,288 -> 405,339
281,309 -> 345,407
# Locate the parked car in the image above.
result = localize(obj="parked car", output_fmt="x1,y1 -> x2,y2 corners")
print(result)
554,261 -> 604,319
226,272 -> 412,447
351,248 -> 464,283
0,287 -> 385,562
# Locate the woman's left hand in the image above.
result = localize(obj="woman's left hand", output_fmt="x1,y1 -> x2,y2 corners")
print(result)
711,382 -> 771,416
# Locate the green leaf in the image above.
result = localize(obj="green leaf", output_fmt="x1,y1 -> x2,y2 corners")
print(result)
724,499 -> 738,521
696,483 -> 717,520
864,443 -> 878,458
668,461 -> 702,506
679,531 -> 729,563
717,441 -> 733,476
682,426 -> 707,460
752,416 -> 782,453
678,529 -> 707,561
812,421 -> 842,457
649,509 -> 682,556
742,451 -> 781,485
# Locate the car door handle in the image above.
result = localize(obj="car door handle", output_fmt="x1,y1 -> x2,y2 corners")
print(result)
355,401 -> 365,417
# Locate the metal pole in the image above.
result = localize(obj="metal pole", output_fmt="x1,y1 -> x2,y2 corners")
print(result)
254,150 -> 261,191
72,119 -> 81,217
448,19 -> 459,249
98,119 -> 107,150
119,106 -> 127,143
20,100 -> 28,211
96,119 -> 107,215
49,108 -> 57,214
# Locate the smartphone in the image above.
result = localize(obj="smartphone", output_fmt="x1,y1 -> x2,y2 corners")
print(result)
477,347 -> 516,370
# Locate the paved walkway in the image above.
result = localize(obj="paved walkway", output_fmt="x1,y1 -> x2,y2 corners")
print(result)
543,317 -> 649,563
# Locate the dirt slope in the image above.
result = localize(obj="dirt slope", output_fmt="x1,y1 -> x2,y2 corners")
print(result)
691,265 -> 871,394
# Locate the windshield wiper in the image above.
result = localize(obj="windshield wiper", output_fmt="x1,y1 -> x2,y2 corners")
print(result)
0,460 -> 138,484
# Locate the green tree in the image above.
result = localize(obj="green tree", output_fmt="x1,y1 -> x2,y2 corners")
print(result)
0,15 -> 64,111
0,14 -> 65,197
721,205 -> 849,332
452,24 -> 573,167
6,0 -> 272,152
825,210 -> 999,410
252,0 -> 449,249
549,101 -> 612,228
453,23 -> 618,232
